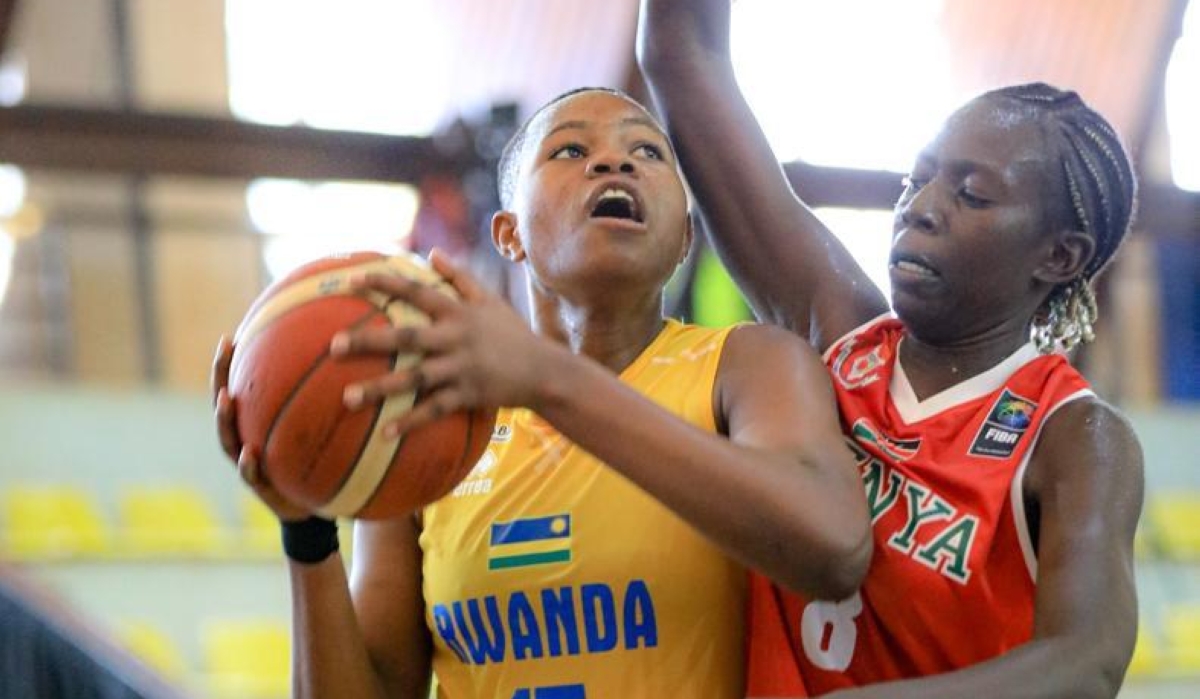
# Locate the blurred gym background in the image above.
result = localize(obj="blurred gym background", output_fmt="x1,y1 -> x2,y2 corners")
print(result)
0,1 -> 1197,697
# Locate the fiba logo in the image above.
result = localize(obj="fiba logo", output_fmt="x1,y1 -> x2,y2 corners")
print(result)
969,389 -> 1039,458
994,398 -> 1034,430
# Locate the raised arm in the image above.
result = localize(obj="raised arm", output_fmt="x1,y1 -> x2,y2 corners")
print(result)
636,0 -> 889,351
212,338 -> 432,699
824,400 -> 1144,699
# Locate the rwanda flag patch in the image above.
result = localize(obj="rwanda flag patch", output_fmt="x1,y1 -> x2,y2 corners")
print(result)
488,514 -> 572,570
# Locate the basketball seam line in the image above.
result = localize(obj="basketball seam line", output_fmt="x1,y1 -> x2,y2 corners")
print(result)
236,257 -> 426,346
261,306 -> 384,495
328,344 -> 402,514
316,301 -> 426,517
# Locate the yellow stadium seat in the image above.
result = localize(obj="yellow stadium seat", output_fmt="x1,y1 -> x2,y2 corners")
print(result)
118,621 -> 186,680
2,485 -> 111,558
118,486 -> 228,556
240,495 -> 353,563
240,494 -> 280,557
1126,626 -> 1164,679
202,619 -> 290,699
1148,493 -> 1200,560
1133,521 -> 1154,560
1164,605 -> 1200,675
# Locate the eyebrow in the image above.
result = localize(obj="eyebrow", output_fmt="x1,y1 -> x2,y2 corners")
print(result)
545,116 -> 667,140
914,152 -> 1001,180
945,158 -> 1006,183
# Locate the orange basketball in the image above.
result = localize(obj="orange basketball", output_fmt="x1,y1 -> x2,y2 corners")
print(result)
228,251 -> 496,519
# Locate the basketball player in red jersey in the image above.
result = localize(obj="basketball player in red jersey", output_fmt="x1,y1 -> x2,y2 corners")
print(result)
639,1 -> 1144,697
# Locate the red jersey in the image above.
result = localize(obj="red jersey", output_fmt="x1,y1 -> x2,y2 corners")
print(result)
747,315 -> 1093,697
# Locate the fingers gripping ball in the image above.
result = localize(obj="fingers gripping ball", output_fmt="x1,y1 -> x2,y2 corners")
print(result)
228,252 -> 496,519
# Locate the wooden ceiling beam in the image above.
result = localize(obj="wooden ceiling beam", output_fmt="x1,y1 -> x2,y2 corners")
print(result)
783,161 -> 1198,238
783,162 -> 905,210
0,103 -> 1191,237
0,0 -> 17,55
0,105 -> 476,183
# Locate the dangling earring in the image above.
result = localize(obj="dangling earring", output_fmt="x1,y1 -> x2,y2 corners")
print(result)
1031,277 -> 1098,354
1031,297 -> 1060,354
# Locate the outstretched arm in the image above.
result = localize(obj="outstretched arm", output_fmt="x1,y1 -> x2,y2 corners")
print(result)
336,255 -> 872,599
637,0 -> 889,351
821,400 -> 1143,699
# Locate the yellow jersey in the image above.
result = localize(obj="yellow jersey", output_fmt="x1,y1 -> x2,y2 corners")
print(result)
420,320 -> 747,699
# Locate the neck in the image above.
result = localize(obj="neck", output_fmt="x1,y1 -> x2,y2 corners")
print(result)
899,323 -> 1032,401
529,283 -> 666,374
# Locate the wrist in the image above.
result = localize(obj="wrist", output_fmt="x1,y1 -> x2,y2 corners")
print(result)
281,515 -> 339,564
527,342 -> 579,415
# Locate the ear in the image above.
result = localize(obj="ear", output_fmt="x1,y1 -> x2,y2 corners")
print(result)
679,212 -> 696,266
1034,229 -> 1096,285
491,211 -> 526,262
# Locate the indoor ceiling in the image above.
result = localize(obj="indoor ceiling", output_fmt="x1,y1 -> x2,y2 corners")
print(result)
0,0 -> 1193,231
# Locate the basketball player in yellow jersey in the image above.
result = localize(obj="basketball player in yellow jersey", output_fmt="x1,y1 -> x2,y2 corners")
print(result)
212,88 -> 871,699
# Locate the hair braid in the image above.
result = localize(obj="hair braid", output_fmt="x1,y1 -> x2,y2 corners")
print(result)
987,83 -> 1137,353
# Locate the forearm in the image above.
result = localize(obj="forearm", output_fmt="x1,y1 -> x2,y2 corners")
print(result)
533,345 -> 869,598
638,0 -> 801,331
638,0 -> 731,69
638,0 -> 887,347
289,556 -> 389,699
824,635 -> 1123,699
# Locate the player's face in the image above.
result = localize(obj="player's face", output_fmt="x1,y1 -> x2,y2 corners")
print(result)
889,97 -> 1064,345
503,91 -> 691,297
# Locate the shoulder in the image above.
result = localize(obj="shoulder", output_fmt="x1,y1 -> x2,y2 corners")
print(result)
723,323 -> 828,373
1042,396 -> 1142,463
714,324 -> 847,447
715,324 -> 834,410
1027,395 -> 1144,502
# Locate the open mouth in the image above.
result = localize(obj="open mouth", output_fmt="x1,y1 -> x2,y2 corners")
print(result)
589,187 -> 643,223
889,254 -> 940,279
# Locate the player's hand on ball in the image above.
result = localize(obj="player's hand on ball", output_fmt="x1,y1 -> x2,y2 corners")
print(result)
333,250 -> 552,437
211,335 -> 242,463
212,335 -> 309,522
236,448 -> 311,522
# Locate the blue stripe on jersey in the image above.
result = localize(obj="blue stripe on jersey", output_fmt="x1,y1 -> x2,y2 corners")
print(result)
490,514 -> 571,545
511,684 -> 587,699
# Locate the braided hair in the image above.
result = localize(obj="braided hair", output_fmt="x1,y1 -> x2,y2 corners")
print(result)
985,83 -> 1138,353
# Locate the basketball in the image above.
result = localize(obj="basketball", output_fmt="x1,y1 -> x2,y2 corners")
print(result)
227,251 -> 496,519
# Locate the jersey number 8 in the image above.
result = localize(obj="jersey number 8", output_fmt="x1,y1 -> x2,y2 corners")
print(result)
800,592 -> 863,671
